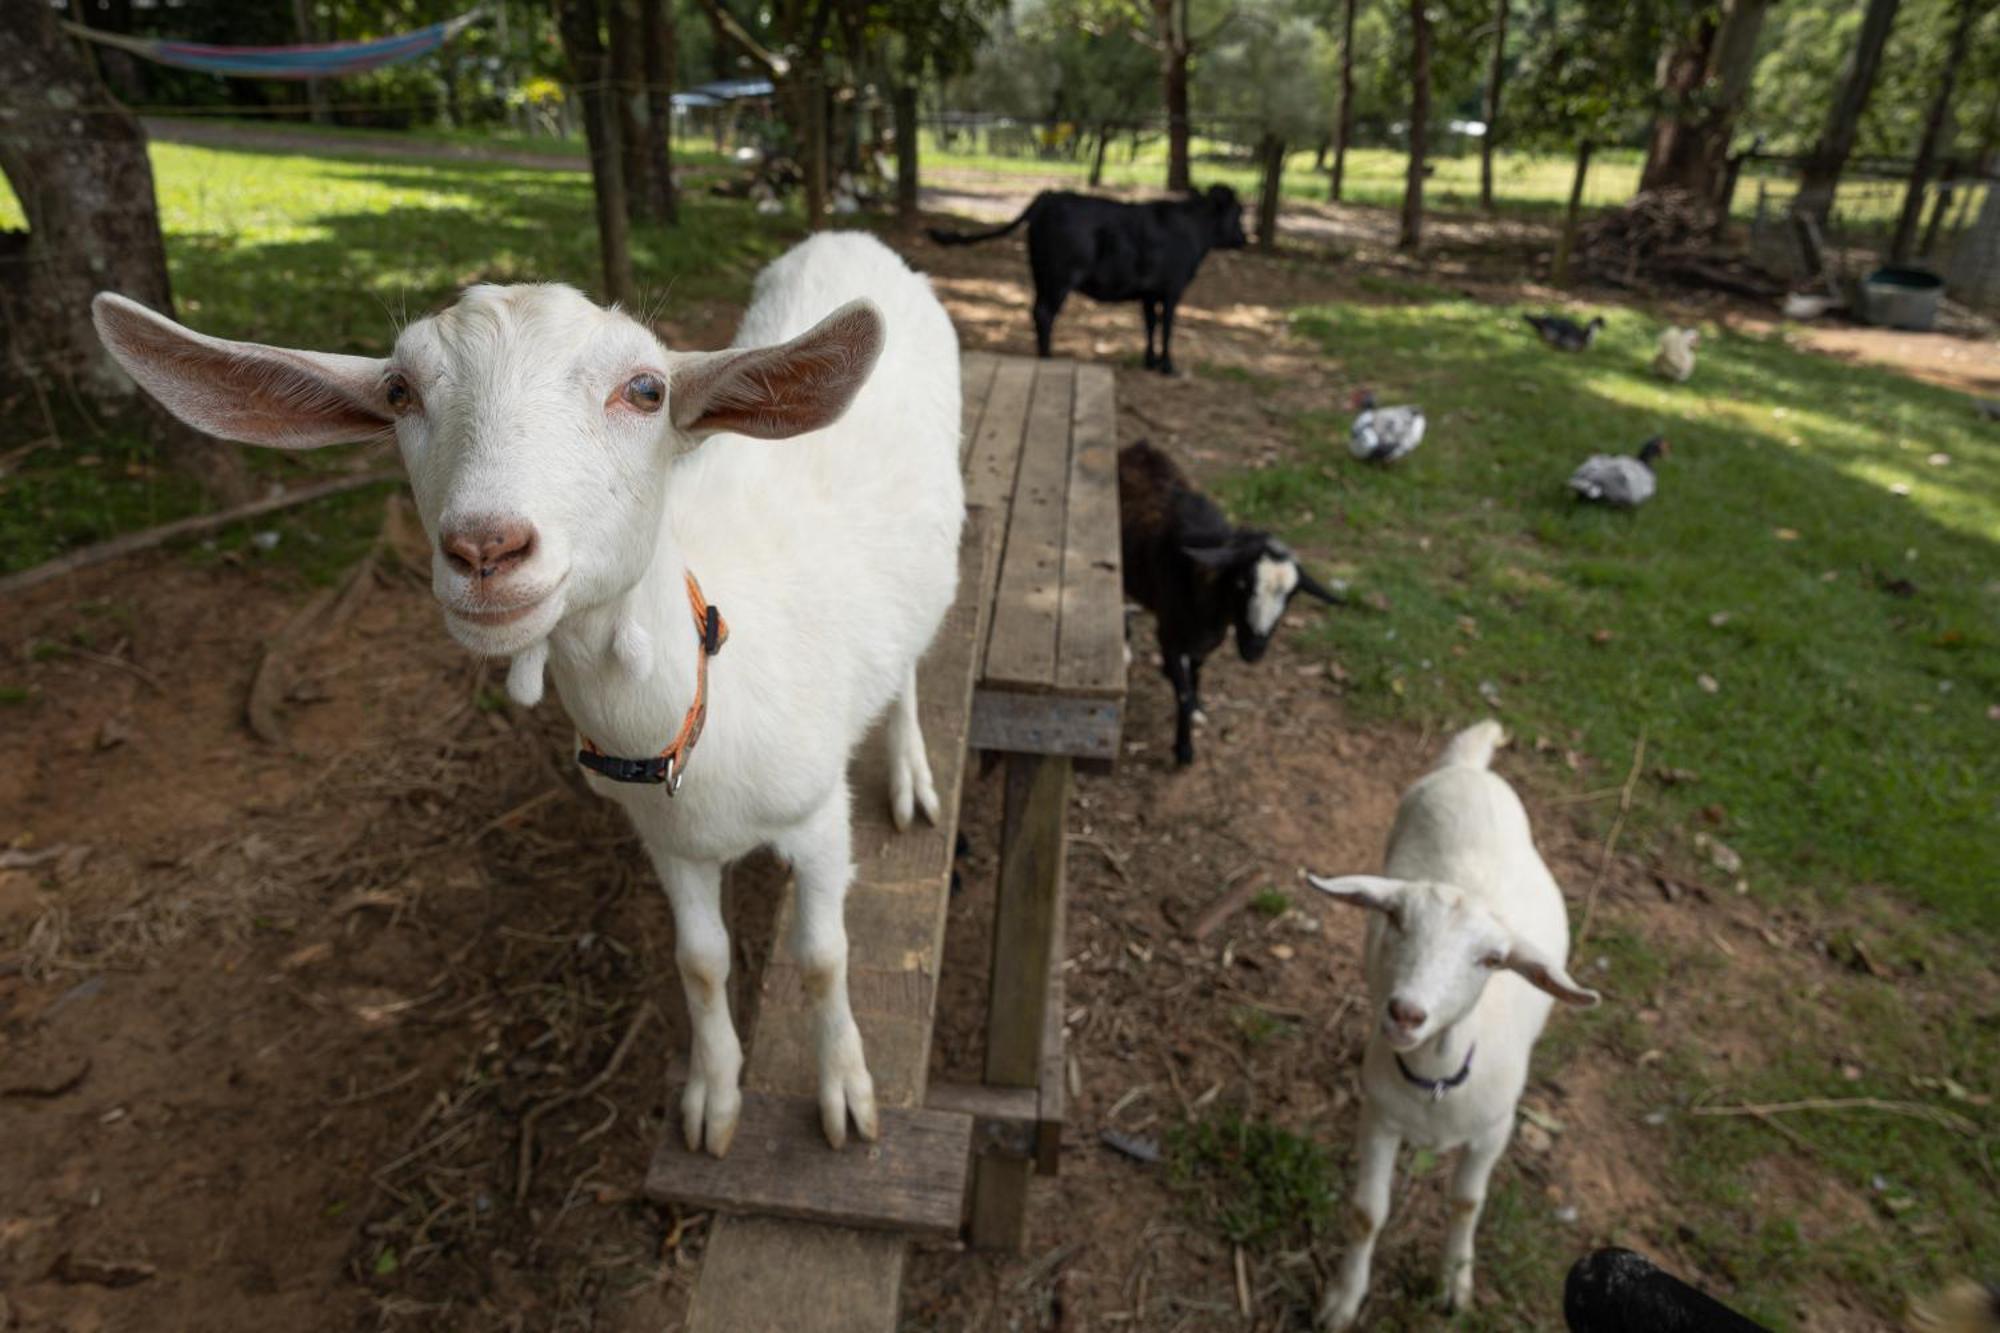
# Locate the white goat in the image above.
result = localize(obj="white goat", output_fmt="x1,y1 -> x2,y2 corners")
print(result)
1653,325 -> 1699,383
91,231 -> 965,1158
1307,720 -> 1599,1329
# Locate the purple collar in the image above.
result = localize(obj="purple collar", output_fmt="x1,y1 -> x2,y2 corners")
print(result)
1395,1042 -> 1475,1102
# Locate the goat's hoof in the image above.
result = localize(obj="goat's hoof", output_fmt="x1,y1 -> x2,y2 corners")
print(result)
1441,1274 -> 1474,1314
890,753 -> 940,832
682,1078 -> 742,1158
1316,1288 -> 1362,1330
819,1065 -> 878,1150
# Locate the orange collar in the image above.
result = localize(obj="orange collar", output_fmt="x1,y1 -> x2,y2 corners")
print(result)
576,572 -> 727,792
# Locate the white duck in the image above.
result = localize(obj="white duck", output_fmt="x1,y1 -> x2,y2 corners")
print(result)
1569,436 -> 1667,508
1349,388 -> 1426,464
1653,326 -> 1699,383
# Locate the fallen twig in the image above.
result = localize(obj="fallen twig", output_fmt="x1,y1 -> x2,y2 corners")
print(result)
1691,1096 -> 1978,1137
0,469 -> 401,597
1185,865 -> 1261,943
1577,727 -> 1646,944
515,1002 -> 654,1204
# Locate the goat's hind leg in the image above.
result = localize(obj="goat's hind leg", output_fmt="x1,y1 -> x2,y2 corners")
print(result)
773,790 -> 878,1149
885,664 -> 940,831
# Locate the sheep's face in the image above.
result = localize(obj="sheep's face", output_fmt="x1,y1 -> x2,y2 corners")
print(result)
1307,873 -> 1599,1051
89,285 -> 883,662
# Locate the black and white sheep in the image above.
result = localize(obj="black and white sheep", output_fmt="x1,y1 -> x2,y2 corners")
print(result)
1118,440 -> 1343,765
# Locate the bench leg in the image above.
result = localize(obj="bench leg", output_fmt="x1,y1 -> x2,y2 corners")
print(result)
969,751 -> 1069,1251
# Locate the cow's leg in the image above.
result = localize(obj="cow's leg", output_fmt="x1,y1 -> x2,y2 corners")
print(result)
1142,298 -> 1160,369
1157,297 -> 1179,376
1032,283 -> 1068,359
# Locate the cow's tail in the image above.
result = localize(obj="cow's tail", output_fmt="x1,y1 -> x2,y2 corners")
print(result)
927,193 -> 1046,246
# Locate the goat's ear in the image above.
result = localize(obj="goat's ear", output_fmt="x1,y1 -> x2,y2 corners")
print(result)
91,293 -> 394,449
1305,873 -> 1404,914
1180,541 -> 1239,570
669,298 -> 884,441
1500,939 -> 1600,1007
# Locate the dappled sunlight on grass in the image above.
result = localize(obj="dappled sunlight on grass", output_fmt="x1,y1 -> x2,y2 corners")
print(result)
1240,298 -> 1998,929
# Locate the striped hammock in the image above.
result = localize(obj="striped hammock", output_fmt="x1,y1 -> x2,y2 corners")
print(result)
62,8 -> 486,81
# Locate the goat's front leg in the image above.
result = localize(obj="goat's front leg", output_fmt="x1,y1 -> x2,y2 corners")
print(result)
1318,1100 -> 1400,1330
1164,650 -> 1197,766
1142,298 -> 1160,369
650,852 -> 743,1158
1440,1119 -> 1512,1312
773,790 -> 878,1149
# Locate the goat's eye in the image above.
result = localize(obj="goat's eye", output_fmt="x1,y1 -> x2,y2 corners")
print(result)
1481,953 -> 1505,969
623,372 -> 665,413
385,373 -> 415,414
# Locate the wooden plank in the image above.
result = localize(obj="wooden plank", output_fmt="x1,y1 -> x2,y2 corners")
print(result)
983,361 -> 1077,690
958,350 -> 1000,471
674,510 -> 997,1331
969,689 -> 1121,761
688,1223 -> 904,1333
968,750 -> 1071,1251
927,1081 -> 1039,1127
646,1094 -> 971,1236
1036,900 -> 1066,1178
964,357 -> 1035,513
1054,361 -> 1126,701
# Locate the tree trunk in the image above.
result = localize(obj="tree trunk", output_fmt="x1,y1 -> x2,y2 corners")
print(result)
1640,0 -> 1772,207
557,0 -> 636,306
1399,0 -> 1430,252
1479,0 -> 1508,212
290,0 -> 331,125
1920,159 -> 1958,257
1639,9 -> 1719,192
1795,0 -> 1903,225
804,58 -> 828,231
1331,0 -> 1357,202
1257,134 -> 1285,251
0,0 -> 248,501
1090,124 -> 1111,188
641,0 -> 679,225
606,0 -> 657,226
1553,139 -> 1593,285
1890,0 -> 1975,264
894,77 -> 921,225
1155,0 -> 1192,192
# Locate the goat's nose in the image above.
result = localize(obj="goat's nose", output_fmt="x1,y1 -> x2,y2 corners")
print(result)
1386,997 -> 1427,1030
441,518 -> 536,580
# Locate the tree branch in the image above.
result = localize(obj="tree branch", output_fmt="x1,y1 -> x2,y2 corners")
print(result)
691,0 -> 789,78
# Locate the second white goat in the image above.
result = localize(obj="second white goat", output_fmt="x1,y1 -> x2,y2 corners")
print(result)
91,231 -> 964,1158
1308,720 -> 1599,1328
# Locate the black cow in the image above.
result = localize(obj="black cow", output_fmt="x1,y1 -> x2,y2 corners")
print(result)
928,187 -> 1248,375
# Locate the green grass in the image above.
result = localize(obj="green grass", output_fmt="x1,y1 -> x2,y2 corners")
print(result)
1166,1113 -> 1337,1250
0,139 -> 805,576
1222,299 -> 1998,930
924,133 -> 1925,231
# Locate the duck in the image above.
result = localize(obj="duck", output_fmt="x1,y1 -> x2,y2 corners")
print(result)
1654,326 -> 1699,382
1525,312 -> 1606,351
1348,389 -> 1425,464
1569,436 -> 1667,508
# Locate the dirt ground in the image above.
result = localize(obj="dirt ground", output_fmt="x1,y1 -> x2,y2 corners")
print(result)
1,192 -> 1984,1333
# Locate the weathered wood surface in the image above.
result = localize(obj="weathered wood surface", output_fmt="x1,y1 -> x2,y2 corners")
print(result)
968,751 -> 1071,1251
962,356 -> 1127,723
644,1094 -> 971,1236
670,508 -> 994,1333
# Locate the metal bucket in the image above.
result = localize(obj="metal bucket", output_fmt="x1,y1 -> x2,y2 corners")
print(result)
1859,267 -> 1945,331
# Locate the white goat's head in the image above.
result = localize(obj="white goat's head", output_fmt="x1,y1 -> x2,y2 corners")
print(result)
1307,873 -> 1598,1050
90,286 -> 883,657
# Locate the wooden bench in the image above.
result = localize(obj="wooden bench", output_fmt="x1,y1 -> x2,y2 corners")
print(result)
645,353 -> 1124,1330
